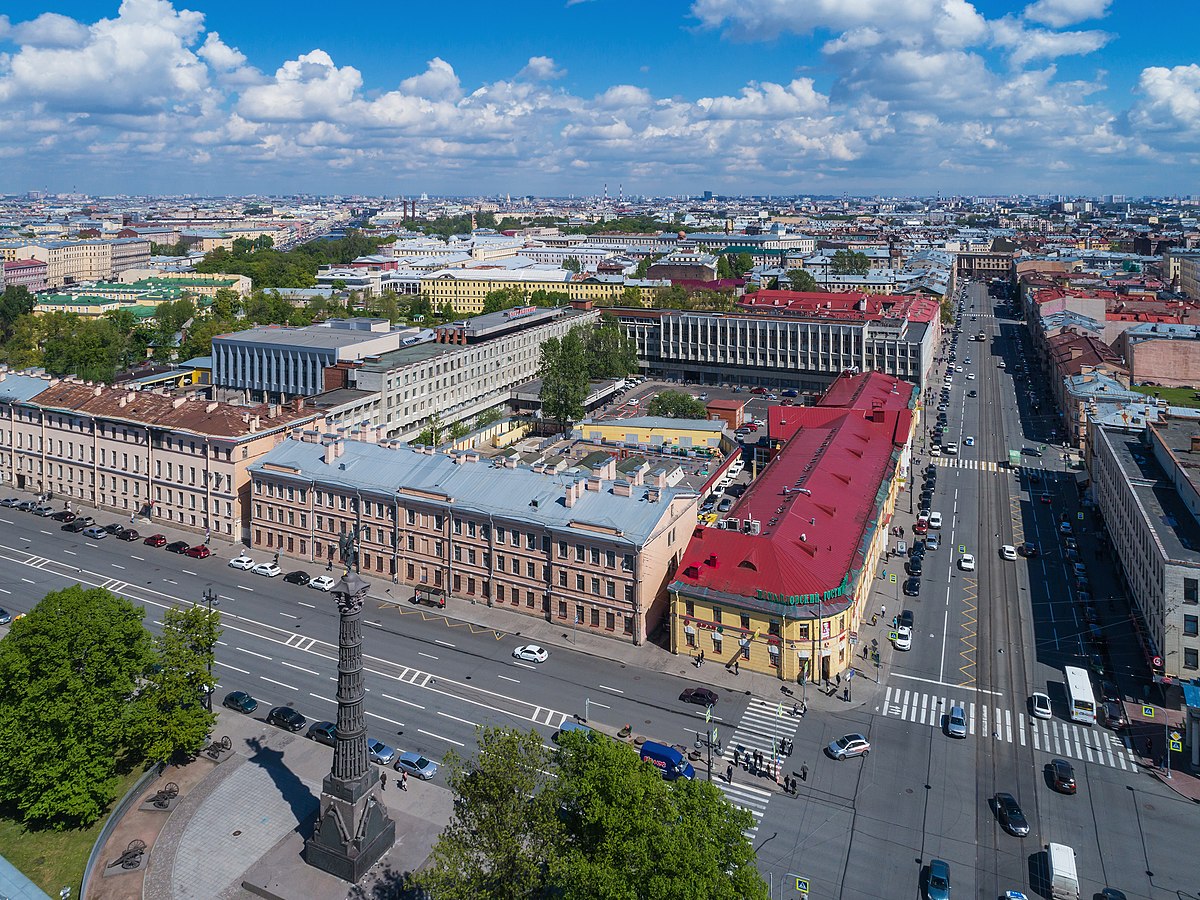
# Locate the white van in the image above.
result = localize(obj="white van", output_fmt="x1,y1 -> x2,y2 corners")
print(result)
1047,843 -> 1079,900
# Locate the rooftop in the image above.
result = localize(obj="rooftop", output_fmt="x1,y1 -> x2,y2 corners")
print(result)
212,324 -> 398,351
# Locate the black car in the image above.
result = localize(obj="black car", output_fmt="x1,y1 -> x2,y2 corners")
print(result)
679,686 -> 719,707
284,571 -> 311,586
1022,446 -> 1043,457
104,523 -> 126,536
165,540 -> 190,553
924,465 -> 937,478
994,792 -> 1029,836
903,577 -> 921,597
1049,758 -> 1076,794
118,529 -> 140,541
1100,680 -> 1121,704
268,706 -> 307,732
909,540 -> 926,558
1017,541 -> 1040,558
222,690 -> 258,714
63,520 -> 89,533
906,557 -> 923,577
898,609 -> 915,629
51,510 -> 76,522
307,720 -> 337,746
967,390 -> 977,398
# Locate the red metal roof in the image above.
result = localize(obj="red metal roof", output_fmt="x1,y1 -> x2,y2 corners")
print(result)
740,289 -> 940,324
674,372 -> 915,604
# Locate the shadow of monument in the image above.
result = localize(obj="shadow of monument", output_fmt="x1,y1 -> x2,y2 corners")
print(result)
346,863 -> 428,899
242,736 -> 320,839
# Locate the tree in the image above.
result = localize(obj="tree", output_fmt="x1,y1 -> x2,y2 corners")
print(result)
420,727 -> 766,900
830,249 -> 870,276
473,408 -> 501,430
716,254 -> 734,279
563,256 -> 582,273
732,252 -> 755,276
211,287 -> 241,320
421,728 -> 561,899
126,605 -> 219,764
619,285 -> 644,307
786,269 -> 820,292
449,420 -> 470,440
647,389 -> 709,419
584,315 -> 638,380
0,284 -> 34,342
178,316 -> 242,362
0,585 -> 154,828
539,329 -> 588,429
482,285 -> 528,314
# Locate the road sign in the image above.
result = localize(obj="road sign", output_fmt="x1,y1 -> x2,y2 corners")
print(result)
889,631 -> 899,642
796,877 -> 810,892
1171,730 -> 1181,741
1077,511 -> 1084,520
889,573 -> 897,583
1152,655 -> 1163,668
849,630 -> 858,644
1142,705 -> 1155,718
1170,739 -> 1182,753
846,667 -> 856,680
958,544 -> 966,553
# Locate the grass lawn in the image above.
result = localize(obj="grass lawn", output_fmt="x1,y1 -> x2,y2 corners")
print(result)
0,766 -> 146,897
1131,384 -> 1200,409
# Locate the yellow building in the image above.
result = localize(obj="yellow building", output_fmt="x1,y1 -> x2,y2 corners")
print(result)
574,416 -> 731,455
668,372 -> 916,682
33,294 -> 123,317
420,269 -> 666,315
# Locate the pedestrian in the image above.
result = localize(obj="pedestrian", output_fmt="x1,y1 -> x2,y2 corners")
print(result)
733,747 -> 740,767
801,762 -> 809,782
726,763 -> 733,784
700,649 -> 705,664
734,661 -> 739,676
205,527 -> 211,545
380,771 -> 387,791
843,685 -> 850,702
400,770 -> 408,791
1144,738 -> 1153,757
326,559 -> 333,572
881,603 -> 887,619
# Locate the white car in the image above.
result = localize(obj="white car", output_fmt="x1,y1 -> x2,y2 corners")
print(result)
1031,691 -> 1053,720
1060,521 -> 1073,535
929,511 -> 943,529
956,365 -> 964,372
964,436 -> 975,446
626,398 -> 639,407
959,554 -> 976,571
512,644 -> 549,663
943,442 -> 959,455
1000,544 -> 1017,560
309,575 -> 337,591
966,373 -> 976,380
228,555 -> 255,570
893,626 -> 913,651
253,562 -> 282,577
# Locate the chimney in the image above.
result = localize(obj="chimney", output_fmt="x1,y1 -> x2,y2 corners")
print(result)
206,402 -> 218,413
251,415 -> 261,432
324,441 -> 337,465
335,440 -> 345,458
586,476 -> 602,492
564,481 -> 580,508
613,480 -> 632,497
293,397 -> 305,412
93,386 -> 102,397
1191,435 -> 1200,453
173,397 -> 186,409
119,396 -> 128,408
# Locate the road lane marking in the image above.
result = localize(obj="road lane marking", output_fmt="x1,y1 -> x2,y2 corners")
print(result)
111,563 -> 125,569
366,711 -> 406,729
130,555 -> 144,560
0,588 -> 9,594
434,639 -> 455,648
299,602 -> 316,608
892,673 -> 1002,694
219,595 -> 236,603
309,692 -> 336,704
215,662 -> 250,675
281,661 -> 320,676
418,651 -> 438,660
237,585 -> 255,592
182,569 -> 197,576
164,579 -> 178,585
588,700 -> 611,709
381,693 -> 426,710
20,577 -> 34,584
279,612 -> 298,619
418,728 -> 464,747
512,661 -> 536,670
599,684 -> 624,694
237,647 -> 273,660
260,676 -> 296,691
497,674 -> 520,683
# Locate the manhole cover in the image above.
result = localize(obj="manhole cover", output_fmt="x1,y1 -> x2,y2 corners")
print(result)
233,830 -> 242,836
906,789 -> 914,794
1142,803 -> 1155,812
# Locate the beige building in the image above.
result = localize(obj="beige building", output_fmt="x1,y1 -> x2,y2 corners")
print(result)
0,372 -> 318,540
0,238 -> 151,288
116,271 -> 253,297
249,436 -> 700,644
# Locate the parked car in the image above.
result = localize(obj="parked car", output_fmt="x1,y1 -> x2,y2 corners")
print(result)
0,608 -> 11,625
228,554 -> 255,569
826,733 -> 871,759
118,529 -> 140,542
929,511 -> 943,529
307,721 -> 337,746
0,497 -> 19,507
958,554 -> 976,571
222,690 -> 258,714
893,626 -> 912,651
284,570 -> 311,586
82,525 -> 107,539
63,520 -> 89,533
185,545 -> 211,559
903,576 -> 921,596
1031,692 -> 1052,720
368,738 -> 397,766
253,562 -> 282,577
906,557 -> 923,577
267,706 -> 307,732
926,533 -> 940,551
512,644 -> 550,664
144,534 -> 168,547
104,523 -> 127,536
395,751 -> 439,780
925,859 -> 951,900
1101,700 -> 1128,730
1049,758 -> 1076,793
309,575 -> 337,591
165,540 -> 190,554
1017,542 -> 1040,558
51,510 -> 76,522
679,686 -> 719,707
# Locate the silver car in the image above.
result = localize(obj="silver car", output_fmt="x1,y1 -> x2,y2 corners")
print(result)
368,738 -> 396,766
947,704 -> 967,738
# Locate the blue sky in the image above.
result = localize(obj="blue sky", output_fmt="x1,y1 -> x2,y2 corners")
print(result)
1,0 -> 1198,197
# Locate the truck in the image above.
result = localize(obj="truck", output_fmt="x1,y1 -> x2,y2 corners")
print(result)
1047,842 -> 1079,900
639,741 -> 695,781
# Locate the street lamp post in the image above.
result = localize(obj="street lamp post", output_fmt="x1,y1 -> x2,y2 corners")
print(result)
201,586 -> 219,712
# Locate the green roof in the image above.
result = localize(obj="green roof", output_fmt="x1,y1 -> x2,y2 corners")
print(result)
36,294 -> 119,307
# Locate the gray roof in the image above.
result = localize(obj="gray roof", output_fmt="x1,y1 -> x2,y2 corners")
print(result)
213,325 -> 387,351
252,438 -> 690,544
0,372 -> 55,404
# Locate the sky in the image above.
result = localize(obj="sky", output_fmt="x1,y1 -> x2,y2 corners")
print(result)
0,0 -> 1198,198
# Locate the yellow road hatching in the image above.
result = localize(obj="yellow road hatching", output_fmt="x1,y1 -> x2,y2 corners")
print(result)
959,576 -> 978,685
1010,495 -> 1025,546
379,599 -> 507,639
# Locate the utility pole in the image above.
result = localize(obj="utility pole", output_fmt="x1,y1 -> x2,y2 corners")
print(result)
201,586 -> 219,713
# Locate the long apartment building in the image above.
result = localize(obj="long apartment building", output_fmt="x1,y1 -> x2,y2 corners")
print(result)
0,237 -> 151,288
611,290 -> 940,391
0,371 -> 318,540
249,435 -> 700,644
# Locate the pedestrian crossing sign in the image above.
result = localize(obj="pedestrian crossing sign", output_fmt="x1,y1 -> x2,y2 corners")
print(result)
889,573 -> 897,583
795,876 -> 810,892
1170,739 -> 1182,752
1143,705 -> 1155,718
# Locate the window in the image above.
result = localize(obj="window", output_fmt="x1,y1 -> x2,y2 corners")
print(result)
496,527 -> 506,544
606,611 -> 615,631
575,544 -> 584,561
591,577 -> 600,595
576,574 -> 585,591
713,607 -> 722,625
606,550 -> 615,568
1186,647 -> 1199,670
768,621 -> 781,637
526,561 -> 535,579
406,509 -> 416,526
624,616 -> 633,635
558,600 -> 567,618
590,548 -> 600,565
1185,615 -> 1199,637
558,541 -> 567,558
1186,578 -> 1199,604
591,608 -> 600,627
622,554 -> 634,572
606,581 -> 615,598
685,600 -> 694,617
711,634 -> 722,653
558,570 -> 567,587
740,614 -> 751,631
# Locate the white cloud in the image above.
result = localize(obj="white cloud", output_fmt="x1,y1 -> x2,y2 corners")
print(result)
990,16 -> 1111,66
7,13 -> 90,48
518,55 -> 566,81
696,79 -> 827,119
398,57 -> 462,101
1023,0 -> 1110,28
1127,65 -> 1200,136
197,32 -> 245,70
237,50 -> 363,121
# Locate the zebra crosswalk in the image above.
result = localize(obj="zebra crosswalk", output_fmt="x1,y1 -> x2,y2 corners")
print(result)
881,686 -> 1137,770
933,457 -> 1002,472
714,697 -> 800,836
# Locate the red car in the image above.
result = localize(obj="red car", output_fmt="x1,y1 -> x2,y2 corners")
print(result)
185,545 -> 211,559
1040,494 -> 1051,504
750,387 -> 768,395
144,533 -> 167,547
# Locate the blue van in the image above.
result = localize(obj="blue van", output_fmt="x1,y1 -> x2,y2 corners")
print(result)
639,741 -> 696,781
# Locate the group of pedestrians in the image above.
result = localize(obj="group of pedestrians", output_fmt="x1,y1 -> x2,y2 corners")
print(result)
378,769 -> 407,791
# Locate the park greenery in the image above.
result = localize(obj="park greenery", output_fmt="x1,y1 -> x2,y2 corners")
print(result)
193,230 -> 388,289
538,317 -> 639,429
0,585 -> 219,830
786,268 -> 820,292
716,251 -> 755,279
418,726 -> 767,900
647,390 -> 709,419
829,249 -> 871,276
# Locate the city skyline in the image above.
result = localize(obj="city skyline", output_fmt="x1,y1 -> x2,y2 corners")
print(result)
0,0 -> 1197,197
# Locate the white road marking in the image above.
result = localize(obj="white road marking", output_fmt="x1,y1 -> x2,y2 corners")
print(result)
381,693 -> 426,710
219,595 -> 236,603
237,584 -> 255,592
418,651 -> 438,660
237,647 -> 273,660
111,563 -> 125,569
299,602 -> 316,608
182,569 -> 197,576
279,612 -> 298,619
598,684 -> 625,694
20,577 -> 34,584
365,711 -> 406,729
130,555 -> 144,560
260,676 -> 296,691
281,661 -> 319,676
418,728 -> 464,747
497,674 -> 521,683
64,549 -> 77,555
433,639 -> 455,648
215,661 -> 250,674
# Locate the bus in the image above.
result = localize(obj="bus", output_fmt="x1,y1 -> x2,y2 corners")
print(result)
1063,666 -> 1096,724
